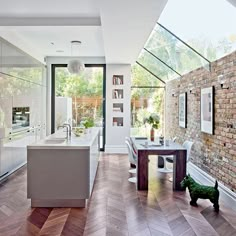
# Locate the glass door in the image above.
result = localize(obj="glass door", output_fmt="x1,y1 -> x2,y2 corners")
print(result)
51,64 -> 106,151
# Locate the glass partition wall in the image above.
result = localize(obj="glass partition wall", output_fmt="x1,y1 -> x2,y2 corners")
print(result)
51,64 -> 105,150
131,64 -> 165,138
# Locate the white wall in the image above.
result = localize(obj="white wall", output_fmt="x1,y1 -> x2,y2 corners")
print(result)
45,56 -> 105,135
105,64 -> 131,153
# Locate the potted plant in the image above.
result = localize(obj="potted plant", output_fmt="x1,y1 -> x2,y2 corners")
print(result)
82,118 -> 94,133
144,113 -> 160,141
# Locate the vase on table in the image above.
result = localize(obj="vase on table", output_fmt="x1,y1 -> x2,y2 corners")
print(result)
150,127 -> 154,141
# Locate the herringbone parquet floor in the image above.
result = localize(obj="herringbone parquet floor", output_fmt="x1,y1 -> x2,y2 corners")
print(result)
0,154 -> 235,236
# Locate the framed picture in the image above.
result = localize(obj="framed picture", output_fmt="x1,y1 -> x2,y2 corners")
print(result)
201,86 -> 214,134
179,92 -> 187,128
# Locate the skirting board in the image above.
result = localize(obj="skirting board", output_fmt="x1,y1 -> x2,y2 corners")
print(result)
31,199 -> 86,207
188,162 -> 236,211
105,145 -> 127,154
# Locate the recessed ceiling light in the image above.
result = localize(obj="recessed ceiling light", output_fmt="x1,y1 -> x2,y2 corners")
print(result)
56,50 -> 64,53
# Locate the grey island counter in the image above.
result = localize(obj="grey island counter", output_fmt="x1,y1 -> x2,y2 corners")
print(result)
27,127 -> 100,207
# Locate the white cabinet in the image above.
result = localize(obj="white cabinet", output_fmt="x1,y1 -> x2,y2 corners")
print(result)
0,38 -> 47,179
0,96 -> 13,130
0,38 -> 45,86
27,128 -> 100,207
89,133 -> 100,194
0,130 -> 30,177
0,137 -> 12,177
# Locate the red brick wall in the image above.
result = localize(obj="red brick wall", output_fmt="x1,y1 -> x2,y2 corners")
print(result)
165,51 -> 236,192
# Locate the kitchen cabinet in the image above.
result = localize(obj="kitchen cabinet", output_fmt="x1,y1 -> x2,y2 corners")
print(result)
0,37 -> 47,180
0,137 -> 12,177
0,39 -> 45,86
27,128 -> 100,207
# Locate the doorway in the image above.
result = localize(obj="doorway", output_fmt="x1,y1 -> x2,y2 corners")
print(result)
51,64 -> 106,151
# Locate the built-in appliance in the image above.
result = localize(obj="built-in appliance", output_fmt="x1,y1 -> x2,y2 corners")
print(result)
12,107 -> 30,130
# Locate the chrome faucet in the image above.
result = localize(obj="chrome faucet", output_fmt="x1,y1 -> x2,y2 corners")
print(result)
63,123 -> 72,138
57,123 -> 71,139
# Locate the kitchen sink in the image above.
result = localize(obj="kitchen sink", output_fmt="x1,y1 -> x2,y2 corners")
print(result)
42,139 -> 66,144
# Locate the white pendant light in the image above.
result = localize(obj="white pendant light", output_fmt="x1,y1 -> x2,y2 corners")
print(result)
67,40 -> 84,74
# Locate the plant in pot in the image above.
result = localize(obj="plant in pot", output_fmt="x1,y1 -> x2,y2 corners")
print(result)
144,114 -> 160,141
82,118 -> 94,133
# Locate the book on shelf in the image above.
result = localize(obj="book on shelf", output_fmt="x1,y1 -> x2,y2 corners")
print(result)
113,76 -> 123,85
113,107 -> 121,112
113,90 -> 118,99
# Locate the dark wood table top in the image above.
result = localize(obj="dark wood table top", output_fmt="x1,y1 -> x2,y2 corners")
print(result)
131,137 -> 186,152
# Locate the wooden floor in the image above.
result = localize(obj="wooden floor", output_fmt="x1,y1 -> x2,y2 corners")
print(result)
0,154 -> 235,236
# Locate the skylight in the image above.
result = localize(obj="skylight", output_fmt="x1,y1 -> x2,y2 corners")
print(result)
159,0 -> 236,61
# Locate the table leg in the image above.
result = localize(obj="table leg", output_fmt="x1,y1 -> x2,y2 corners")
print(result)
137,150 -> 148,190
173,150 -> 187,191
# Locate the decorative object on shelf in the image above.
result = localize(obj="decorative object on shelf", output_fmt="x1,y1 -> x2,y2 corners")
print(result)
112,89 -> 123,99
201,86 -> 214,134
179,92 -> 187,128
112,75 -> 124,85
144,114 -> 160,141
113,103 -> 123,113
112,117 -> 123,127
67,41 -> 84,74
181,174 -> 219,212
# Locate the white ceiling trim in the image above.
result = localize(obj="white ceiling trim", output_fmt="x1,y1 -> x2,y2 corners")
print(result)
0,17 -> 101,26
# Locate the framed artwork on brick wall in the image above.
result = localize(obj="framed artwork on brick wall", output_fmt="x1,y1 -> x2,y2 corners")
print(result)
201,86 -> 214,134
179,92 -> 187,128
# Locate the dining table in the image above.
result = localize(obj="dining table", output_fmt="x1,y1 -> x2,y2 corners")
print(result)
131,137 -> 187,191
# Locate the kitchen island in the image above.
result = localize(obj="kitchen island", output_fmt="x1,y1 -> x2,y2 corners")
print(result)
27,127 -> 100,207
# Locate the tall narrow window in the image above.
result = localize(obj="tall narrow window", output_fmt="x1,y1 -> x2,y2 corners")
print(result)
52,64 -> 105,150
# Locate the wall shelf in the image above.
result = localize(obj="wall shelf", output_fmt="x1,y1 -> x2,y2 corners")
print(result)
112,75 -> 124,85
112,117 -> 123,127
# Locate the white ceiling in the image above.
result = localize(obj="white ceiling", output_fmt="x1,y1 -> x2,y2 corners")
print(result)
0,0 -> 167,64
1,26 -> 104,57
0,0 -> 99,17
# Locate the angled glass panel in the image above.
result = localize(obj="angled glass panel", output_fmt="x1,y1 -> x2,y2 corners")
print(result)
131,63 -> 165,87
137,49 -> 180,82
145,24 -> 210,76
159,0 -> 236,61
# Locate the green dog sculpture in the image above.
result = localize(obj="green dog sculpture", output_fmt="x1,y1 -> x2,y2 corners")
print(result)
181,174 -> 219,212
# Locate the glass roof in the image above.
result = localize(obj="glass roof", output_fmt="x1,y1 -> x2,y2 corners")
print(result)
133,0 -> 235,84
131,62 -> 166,87
145,24 -> 210,76
159,0 -> 236,61
136,48 -> 180,83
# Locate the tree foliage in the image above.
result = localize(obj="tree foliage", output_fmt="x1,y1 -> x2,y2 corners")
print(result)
55,68 -> 103,97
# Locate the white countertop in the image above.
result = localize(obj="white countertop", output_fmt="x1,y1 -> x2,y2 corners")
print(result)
27,127 -> 100,150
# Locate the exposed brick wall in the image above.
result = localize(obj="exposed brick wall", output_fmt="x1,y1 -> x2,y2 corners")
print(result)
165,51 -> 236,192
